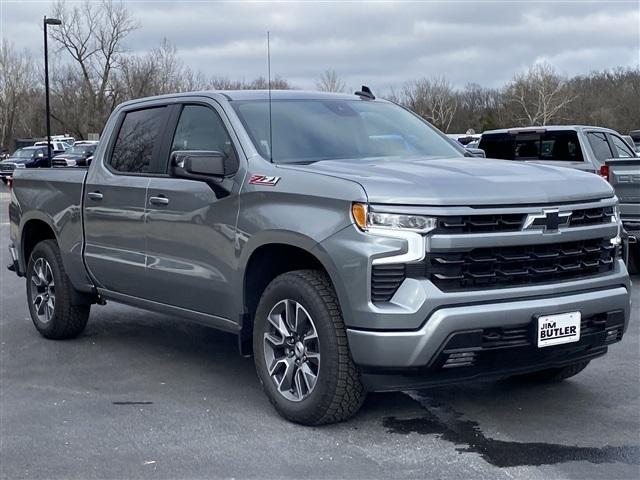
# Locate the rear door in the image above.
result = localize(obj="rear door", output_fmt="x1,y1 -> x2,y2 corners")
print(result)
83,105 -> 171,297
143,100 -> 243,320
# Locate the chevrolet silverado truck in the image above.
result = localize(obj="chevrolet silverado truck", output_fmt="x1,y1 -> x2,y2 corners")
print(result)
8,91 -> 632,425
479,125 -> 640,272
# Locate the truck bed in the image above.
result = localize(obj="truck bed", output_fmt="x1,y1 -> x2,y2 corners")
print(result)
9,168 -> 93,292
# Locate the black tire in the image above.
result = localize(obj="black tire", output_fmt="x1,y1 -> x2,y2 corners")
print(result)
628,243 -> 639,275
26,240 -> 90,339
253,269 -> 365,425
512,360 -> 590,383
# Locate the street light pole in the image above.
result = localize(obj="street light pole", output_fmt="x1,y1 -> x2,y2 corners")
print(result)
43,16 -> 61,165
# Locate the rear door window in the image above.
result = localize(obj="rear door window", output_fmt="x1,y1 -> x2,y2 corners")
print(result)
480,131 -> 583,162
609,134 -> 635,158
109,107 -> 167,174
587,132 -> 614,162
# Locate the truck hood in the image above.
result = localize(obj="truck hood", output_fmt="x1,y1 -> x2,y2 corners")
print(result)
282,156 -> 614,206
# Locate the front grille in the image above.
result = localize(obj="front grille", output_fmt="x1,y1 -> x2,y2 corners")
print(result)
426,237 -> 616,292
569,207 -> 615,227
0,163 -> 16,172
436,213 -> 525,234
435,206 -> 615,234
371,237 -> 617,301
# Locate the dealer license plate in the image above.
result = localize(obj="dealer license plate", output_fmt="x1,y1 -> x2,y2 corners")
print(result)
537,312 -> 581,348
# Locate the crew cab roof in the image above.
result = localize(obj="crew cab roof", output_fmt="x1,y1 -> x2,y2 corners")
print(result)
483,125 -> 617,135
116,89 -> 384,109
219,90 -> 367,101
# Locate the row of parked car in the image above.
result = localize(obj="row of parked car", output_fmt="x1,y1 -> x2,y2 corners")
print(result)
0,137 -> 98,183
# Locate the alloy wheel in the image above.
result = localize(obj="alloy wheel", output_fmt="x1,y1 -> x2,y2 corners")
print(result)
263,299 -> 320,402
30,258 -> 55,323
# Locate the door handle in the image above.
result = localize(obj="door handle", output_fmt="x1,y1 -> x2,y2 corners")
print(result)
149,195 -> 170,206
87,191 -> 103,201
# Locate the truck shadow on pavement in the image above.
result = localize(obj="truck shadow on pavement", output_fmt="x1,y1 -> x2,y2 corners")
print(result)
382,390 -> 640,468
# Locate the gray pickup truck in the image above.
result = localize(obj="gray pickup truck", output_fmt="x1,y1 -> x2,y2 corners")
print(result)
8,91 -> 632,425
479,126 -> 640,272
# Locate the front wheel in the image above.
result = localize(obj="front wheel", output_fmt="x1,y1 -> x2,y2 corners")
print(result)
26,240 -> 90,339
253,270 -> 365,425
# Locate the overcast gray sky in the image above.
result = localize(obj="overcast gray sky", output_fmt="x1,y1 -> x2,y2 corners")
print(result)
1,0 -> 639,92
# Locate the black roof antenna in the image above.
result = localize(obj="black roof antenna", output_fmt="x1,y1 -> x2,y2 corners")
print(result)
267,31 -> 273,162
355,85 -> 375,100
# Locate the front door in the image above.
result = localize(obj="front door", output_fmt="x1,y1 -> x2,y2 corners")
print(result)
84,105 -> 170,298
143,102 -> 242,320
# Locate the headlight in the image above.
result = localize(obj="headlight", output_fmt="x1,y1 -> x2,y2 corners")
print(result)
14,164 -> 25,169
352,203 -> 437,233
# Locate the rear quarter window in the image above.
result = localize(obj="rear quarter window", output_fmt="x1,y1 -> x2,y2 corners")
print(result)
480,131 -> 584,162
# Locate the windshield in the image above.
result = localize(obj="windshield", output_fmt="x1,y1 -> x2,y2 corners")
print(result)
12,149 -> 36,159
231,99 -> 462,164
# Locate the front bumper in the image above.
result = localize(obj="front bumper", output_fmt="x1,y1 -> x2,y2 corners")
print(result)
347,285 -> 630,370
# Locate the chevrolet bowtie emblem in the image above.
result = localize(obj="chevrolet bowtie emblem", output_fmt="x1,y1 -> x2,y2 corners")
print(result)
522,209 -> 572,233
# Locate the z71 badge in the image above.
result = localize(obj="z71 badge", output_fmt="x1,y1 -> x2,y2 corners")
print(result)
249,175 -> 281,186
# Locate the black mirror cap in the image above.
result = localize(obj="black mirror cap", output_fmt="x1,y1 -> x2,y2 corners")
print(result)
171,150 -> 238,178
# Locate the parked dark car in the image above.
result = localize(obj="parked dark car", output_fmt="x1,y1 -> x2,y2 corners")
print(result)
0,146 -> 52,183
52,143 -> 98,167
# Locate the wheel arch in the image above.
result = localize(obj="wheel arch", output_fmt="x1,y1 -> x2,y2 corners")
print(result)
20,216 -> 58,270
238,236 -> 347,355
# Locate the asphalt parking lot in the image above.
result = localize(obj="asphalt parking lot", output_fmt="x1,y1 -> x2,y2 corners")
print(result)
0,183 -> 638,479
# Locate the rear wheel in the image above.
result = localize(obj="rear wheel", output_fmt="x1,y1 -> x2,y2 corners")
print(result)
253,270 -> 365,425
26,240 -> 90,339
512,361 -> 590,383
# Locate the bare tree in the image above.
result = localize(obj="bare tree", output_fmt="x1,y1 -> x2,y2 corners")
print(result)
206,75 -> 292,90
49,0 -> 139,137
0,40 -> 37,149
506,63 -> 576,126
399,77 -> 458,132
119,38 -> 200,99
316,69 -> 346,93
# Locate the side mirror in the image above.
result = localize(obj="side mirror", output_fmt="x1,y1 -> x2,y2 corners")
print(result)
170,150 -> 235,198
171,150 -> 227,178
